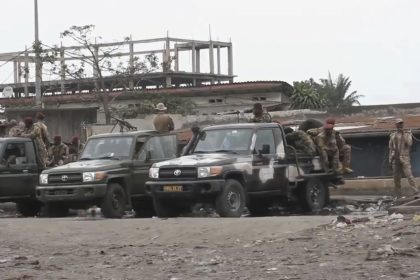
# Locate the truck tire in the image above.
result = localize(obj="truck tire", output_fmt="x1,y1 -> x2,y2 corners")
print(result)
153,197 -> 182,218
101,183 -> 127,218
215,179 -> 246,217
16,200 -> 42,217
45,203 -> 69,218
133,199 -> 155,218
300,178 -> 329,212
247,198 -> 270,217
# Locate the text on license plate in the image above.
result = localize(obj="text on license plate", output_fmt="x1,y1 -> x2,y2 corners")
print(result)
163,185 -> 183,192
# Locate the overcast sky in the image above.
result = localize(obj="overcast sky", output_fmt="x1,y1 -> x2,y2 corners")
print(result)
1,0 -> 419,105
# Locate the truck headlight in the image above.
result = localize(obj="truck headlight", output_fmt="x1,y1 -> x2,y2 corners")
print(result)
82,172 -> 107,182
39,174 -> 48,184
149,168 -> 159,179
198,166 -> 223,178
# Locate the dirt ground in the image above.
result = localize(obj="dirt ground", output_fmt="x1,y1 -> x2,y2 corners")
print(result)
0,206 -> 419,280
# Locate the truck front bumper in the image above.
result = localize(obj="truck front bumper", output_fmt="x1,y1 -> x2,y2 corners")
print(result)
145,179 -> 225,199
36,184 -> 107,202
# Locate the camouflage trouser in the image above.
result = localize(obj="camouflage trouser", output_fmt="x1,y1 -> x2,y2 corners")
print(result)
339,144 -> 351,169
393,156 -> 419,197
319,148 -> 340,173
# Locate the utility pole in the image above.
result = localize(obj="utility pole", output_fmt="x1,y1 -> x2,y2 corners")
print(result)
34,0 -> 42,107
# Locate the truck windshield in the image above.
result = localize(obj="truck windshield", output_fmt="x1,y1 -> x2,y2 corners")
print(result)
80,136 -> 133,160
194,129 -> 253,154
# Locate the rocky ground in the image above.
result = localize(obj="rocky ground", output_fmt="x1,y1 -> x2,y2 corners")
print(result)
0,199 -> 419,280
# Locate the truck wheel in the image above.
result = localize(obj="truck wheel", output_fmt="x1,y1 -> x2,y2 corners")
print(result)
45,203 -> 69,218
301,178 -> 329,212
16,201 -> 43,217
215,179 -> 245,217
153,197 -> 181,218
247,199 -> 270,217
101,183 -> 127,218
133,199 -> 156,218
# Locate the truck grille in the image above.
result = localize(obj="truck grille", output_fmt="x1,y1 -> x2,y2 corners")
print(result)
159,167 -> 197,179
48,173 -> 83,185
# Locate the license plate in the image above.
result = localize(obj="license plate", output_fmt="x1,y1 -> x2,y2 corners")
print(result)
163,185 -> 183,192
55,190 -> 68,195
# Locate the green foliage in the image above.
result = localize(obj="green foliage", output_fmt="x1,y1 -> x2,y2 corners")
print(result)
115,94 -> 197,119
291,73 -> 363,110
291,80 -> 326,109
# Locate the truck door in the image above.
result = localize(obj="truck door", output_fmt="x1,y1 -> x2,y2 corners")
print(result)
131,134 -> 178,195
0,141 -> 38,198
251,128 -> 288,193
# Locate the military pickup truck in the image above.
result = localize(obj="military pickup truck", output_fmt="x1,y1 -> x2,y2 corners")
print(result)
0,137 -> 44,216
146,123 -> 343,217
36,130 -> 188,218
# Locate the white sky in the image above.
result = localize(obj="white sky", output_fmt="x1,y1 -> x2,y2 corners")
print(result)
1,0 -> 420,105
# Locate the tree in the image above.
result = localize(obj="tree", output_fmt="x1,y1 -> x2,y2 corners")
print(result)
44,25 -> 161,124
290,79 -> 326,109
319,73 -> 363,109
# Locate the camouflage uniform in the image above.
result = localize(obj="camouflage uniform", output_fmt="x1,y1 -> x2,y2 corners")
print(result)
315,131 -> 340,173
21,125 -> 48,168
389,130 -> 419,197
307,127 -> 352,171
34,120 -> 50,148
67,143 -> 84,163
8,125 -> 23,137
153,114 -> 175,132
48,143 -> 69,167
285,130 -> 317,155
250,113 -> 272,123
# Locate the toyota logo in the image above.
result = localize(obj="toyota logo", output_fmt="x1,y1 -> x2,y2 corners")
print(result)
173,169 -> 182,176
61,175 -> 69,182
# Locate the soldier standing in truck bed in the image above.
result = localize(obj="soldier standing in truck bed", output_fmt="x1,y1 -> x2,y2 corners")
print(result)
250,103 -> 272,123
34,112 -> 50,149
389,118 -> 419,198
21,117 -> 48,168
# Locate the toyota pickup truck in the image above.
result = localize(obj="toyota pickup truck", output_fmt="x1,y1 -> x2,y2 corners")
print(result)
146,123 -> 343,217
0,137 -> 44,216
36,130 -> 189,218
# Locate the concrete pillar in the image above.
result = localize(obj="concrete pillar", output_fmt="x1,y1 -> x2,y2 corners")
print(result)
217,45 -> 221,75
174,45 -> 179,72
165,76 -> 172,88
17,62 -> 22,83
60,47 -> 66,94
93,46 -> 99,77
129,41 -> 134,90
24,48 -> 29,97
191,43 -> 196,73
196,49 -> 200,73
164,37 -> 171,72
228,44 -> 233,82
209,42 -> 214,74
13,61 -> 18,83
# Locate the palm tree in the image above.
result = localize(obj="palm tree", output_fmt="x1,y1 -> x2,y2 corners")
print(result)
290,81 -> 326,109
319,73 -> 363,109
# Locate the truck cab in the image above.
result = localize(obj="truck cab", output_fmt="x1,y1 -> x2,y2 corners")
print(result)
36,130 -> 187,218
0,137 -> 44,216
146,123 -> 342,217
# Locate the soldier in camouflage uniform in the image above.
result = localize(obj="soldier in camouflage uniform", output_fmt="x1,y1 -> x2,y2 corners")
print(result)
314,123 -> 340,173
389,119 -> 419,198
34,112 -> 50,149
284,127 -> 317,155
67,136 -> 84,163
153,103 -> 175,132
7,119 -> 23,137
250,103 -> 272,123
20,117 -> 48,168
48,135 -> 69,167
307,118 -> 353,174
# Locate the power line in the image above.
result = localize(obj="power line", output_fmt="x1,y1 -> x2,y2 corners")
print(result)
0,48 -> 30,69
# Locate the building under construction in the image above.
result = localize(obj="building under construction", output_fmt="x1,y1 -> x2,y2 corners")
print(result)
0,37 -> 234,98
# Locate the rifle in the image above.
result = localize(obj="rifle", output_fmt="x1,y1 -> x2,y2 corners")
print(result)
110,116 -> 137,133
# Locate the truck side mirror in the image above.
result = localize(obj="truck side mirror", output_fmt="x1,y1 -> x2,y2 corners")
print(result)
145,150 -> 152,163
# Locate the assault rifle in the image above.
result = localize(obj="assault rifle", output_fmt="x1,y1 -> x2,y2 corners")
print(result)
110,116 -> 137,133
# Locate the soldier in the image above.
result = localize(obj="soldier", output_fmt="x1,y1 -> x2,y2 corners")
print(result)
315,122 -> 340,173
48,136 -> 69,167
153,103 -> 175,132
250,103 -> 272,123
68,136 -> 84,162
284,127 -> 317,155
8,119 -> 23,137
34,112 -> 50,149
0,120 -> 8,137
389,119 -> 419,198
307,118 -> 353,174
20,117 -> 48,168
